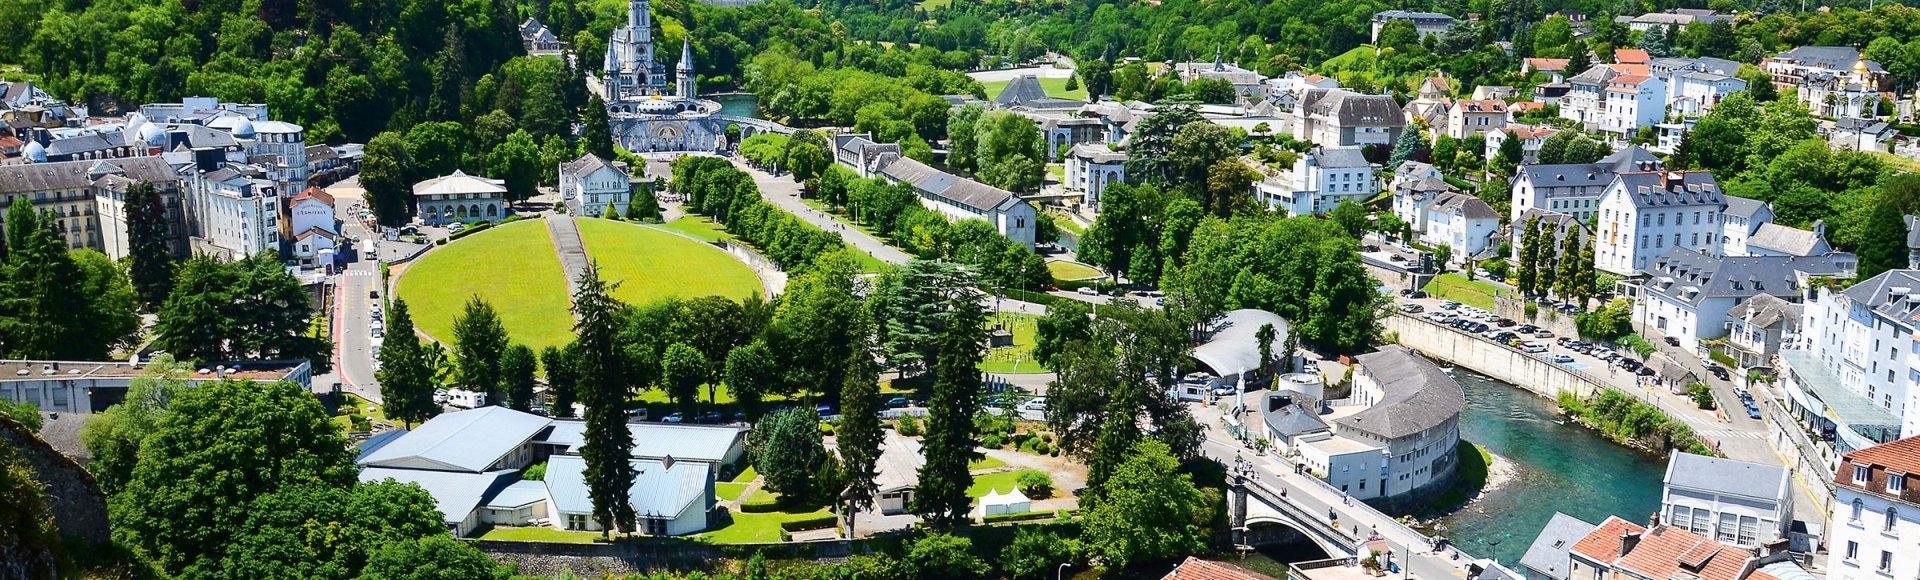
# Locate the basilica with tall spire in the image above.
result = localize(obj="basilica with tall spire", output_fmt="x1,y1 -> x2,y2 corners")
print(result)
598,0 -> 746,153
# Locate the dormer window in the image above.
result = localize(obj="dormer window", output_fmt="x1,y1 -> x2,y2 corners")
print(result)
1890,472 -> 1906,493
1856,465 -> 1872,484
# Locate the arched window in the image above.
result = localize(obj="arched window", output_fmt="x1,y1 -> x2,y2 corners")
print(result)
470,204 -> 481,218
1888,507 -> 1899,532
455,205 -> 467,218
487,204 -> 499,217
1852,498 -> 1865,521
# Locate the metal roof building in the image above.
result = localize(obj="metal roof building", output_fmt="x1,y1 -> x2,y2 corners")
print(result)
543,454 -> 714,535
357,406 -> 550,473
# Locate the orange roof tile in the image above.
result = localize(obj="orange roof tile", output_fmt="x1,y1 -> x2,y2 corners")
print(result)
292,186 -> 336,206
1613,74 -> 1654,85
1162,557 -> 1274,579
1525,58 -> 1571,71
1608,64 -> 1652,76
1612,526 -> 1750,580
1615,49 -> 1651,64
1570,516 -> 1647,564
1842,436 -> 1920,475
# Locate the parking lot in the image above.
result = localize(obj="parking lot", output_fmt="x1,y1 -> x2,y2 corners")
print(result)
1391,292 -> 1740,389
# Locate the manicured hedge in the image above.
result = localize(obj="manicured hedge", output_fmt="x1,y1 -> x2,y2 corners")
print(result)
981,510 -> 1057,524
738,498 -> 783,513
778,513 -> 840,532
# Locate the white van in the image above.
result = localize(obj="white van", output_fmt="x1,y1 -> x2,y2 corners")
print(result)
447,389 -> 487,409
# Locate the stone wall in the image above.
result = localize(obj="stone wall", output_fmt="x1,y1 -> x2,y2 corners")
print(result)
1383,314 -> 1607,402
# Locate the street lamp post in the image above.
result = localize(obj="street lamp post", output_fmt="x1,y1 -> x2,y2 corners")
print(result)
1057,563 -> 1071,580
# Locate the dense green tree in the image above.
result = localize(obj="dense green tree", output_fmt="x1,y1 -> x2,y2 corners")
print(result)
73,249 -> 142,356
748,407 -> 825,502
627,187 -> 662,221
1033,300 -> 1092,369
1389,127 -> 1428,168
912,297 -> 986,528
206,481 -> 446,578
582,95 -> 617,161
1126,106 -> 1206,184
451,297 -> 508,401
881,260 -> 981,376
1001,526 -> 1080,579
788,142 -> 830,184
1857,194 -> 1910,282
362,132 -> 416,227
488,129 -> 541,202
500,344 -> 537,411
724,340 -> 778,420
837,346 -> 883,536
1330,199 -> 1369,239
1168,122 -> 1242,193
405,121 -> 468,179
661,342 -> 706,419
1518,218 -> 1541,295
540,344 -> 579,418
1082,439 -> 1205,569
906,533 -> 991,579
358,536 -> 511,580
111,379 -> 356,574
81,354 -> 190,494
377,299 -> 440,427
974,111 -> 1046,193
679,295 -> 744,401
154,253 -> 329,370
123,180 -> 175,311
571,264 -> 635,536
2,200 -> 100,359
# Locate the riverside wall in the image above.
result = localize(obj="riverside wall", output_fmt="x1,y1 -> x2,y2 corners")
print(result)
1384,314 -> 1608,403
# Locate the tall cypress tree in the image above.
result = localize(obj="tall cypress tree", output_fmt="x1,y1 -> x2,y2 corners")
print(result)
1517,218 -> 1540,296
1556,229 -> 1580,300
1576,232 -> 1599,310
912,298 -> 987,529
582,94 -> 616,160
451,297 -> 508,402
837,345 -> 883,537
124,181 -> 175,311
377,298 -> 440,427
572,264 -> 634,536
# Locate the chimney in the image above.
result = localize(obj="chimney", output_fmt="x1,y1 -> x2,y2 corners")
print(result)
1649,512 -> 1662,528
1620,531 -> 1643,557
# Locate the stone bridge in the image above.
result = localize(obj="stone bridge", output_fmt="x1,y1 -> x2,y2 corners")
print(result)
713,115 -> 793,139
1229,473 -> 1363,558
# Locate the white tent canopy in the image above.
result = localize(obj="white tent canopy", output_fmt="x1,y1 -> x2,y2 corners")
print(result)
979,487 -> 1032,516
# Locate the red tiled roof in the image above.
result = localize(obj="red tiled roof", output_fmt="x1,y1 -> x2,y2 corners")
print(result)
1569,516 -> 1647,564
1842,436 -> 1920,475
1613,526 -> 1749,580
292,186 -> 336,207
1613,74 -> 1654,85
1608,64 -> 1652,76
1525,58 -> 1571,71
1615,49 -> 1651,64
1163,557 -> 1274,580
1506,124 -> 1559,140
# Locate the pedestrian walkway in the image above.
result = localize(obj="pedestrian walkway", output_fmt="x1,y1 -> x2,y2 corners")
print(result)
545,213 -> 592,299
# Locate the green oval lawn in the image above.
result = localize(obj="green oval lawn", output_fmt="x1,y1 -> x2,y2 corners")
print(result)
396,220 -> 575,352
577,218 -> 763,306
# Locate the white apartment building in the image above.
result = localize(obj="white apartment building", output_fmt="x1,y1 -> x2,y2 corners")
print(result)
558,153 -> 633,218
1634,248 -> 1854,357
1719,196 -> 1772,257
1594,170 -> 1724,276
1256,146 -> 1378,216
1421,191 -> 1499,264
1801,270 -> 1920,433
1828,438 -> 1920,580
1370,10 -> 1456,43
187,166 -> 280,259
1293,89 -> 1404,147
1661,452 -> 1795,549
1509,146 -> 1661,223
1669,72 -> 1747,116
1599,74 -> 1666,138
1065,144 -> 1127,212
1446,99 -> 1507,139
1485,125 -> 1558,164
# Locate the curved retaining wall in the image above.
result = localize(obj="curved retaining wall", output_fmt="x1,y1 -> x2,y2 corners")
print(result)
1383,314 -> 1607,403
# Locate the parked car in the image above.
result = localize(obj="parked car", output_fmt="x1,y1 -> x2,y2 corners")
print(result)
1515,324 -> 1538,334
1400,303 -> 1425,314
1534,330 -> 1554,339
1076,286 -> 1098,296
1390,254 -> 1405,263
697,411 -> 724,423
369,289 -> 380,299
1497,318 -> 1516,327
1406,290 -> 1428,299
1519,342 -> 1548,353
1636,366 -> 1658,376
1664,336 -> 1681,347
1364,245 -> 1380,252
1439,301 -> 1461,310
662,413 -> 684,423
1020,397 -> 1049,411
1544,354 -> 1575,364
884,396 -> 910,409
1745,403 -> 1762,420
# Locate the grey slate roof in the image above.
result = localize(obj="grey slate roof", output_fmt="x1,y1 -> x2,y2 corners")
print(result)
1522,512 -> 1598,580
1613,171 -> 1721,209
994,75 -> 1051,108
1906,215 -> 1920,250
358,406 -> 552,473
1068,143 -> 1128,163
879,156 -> 1016,212
544,454 -> 711,518
358,467 -> 520,526
1774,46 -> 1883,73
1310,146 -> 1372,169
1644,248 -> 1856,307
0,156 -> 179,193
540,421 -> 744,464
1299,89 -> 1403,127
1337,345 -> 1465,439
44,133 -> 123,157
1519,146 -> 1660,189
1396,175 -> 1457,195
1427,191 -> 1498,220
1373,9 -> 1456,23
1840,269 -> 1920,324
1746,222 -> 1827,257
1191,309 -> 1290,378
354,428 -> 410,463
1722,196 -> 1768,221
1263,401 -> 1331,437
875,429 -> 925,493
1664,452 -> 1791,502
560,153 -> 625,180
1724,293 -> 1797,330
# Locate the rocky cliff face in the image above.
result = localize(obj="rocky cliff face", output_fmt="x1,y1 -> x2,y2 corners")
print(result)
0,413 -> 111,544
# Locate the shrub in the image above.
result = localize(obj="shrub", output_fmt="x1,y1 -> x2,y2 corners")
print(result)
739,495 -> 783,513
897,415 -> 922,436
1688,383 -> 1715,410
906,533 -> 990,578
983,510 -> 1057,524
1032,441 -> 1051,455
523,462 -> 547,481
1049,448 -> 1060,457
778,513 -> 840,532
982,434 -> 1004,449
1017,471 -> 1054,499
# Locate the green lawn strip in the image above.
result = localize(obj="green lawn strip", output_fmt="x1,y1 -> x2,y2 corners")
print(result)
700,507 -> 835,543
731,466 -> 758,483
1046,210 -> 1085,235
969,456 -> 1007,471
396,220 -> 573,352
967,469 -> 1046,498
980,76 -> 1086,101
716,482 -> 749,502
476,525 -> 602,543
332,393 -> 389,430
979,312 -> 1043,374
658,216 -> 734,242
793,199 -> 894,273
1046,164 -> 1065,181
577,218 -> 762,307
1045,260 -> 1103,282
1422,273 -> 1500,311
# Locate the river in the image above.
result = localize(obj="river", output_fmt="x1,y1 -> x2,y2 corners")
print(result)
714,93 -> 759,119
1431,369 -> 1666,566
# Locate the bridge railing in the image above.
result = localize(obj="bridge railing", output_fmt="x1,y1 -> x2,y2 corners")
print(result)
1238,477 -> 1363,556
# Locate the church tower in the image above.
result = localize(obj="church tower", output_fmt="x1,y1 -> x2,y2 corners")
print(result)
677,40 -> 697,98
